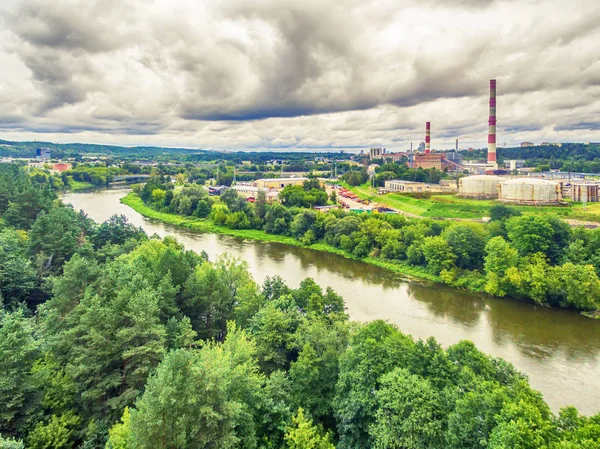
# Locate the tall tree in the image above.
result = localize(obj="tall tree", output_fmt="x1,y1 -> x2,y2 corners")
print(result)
372,368 -> 445,449
284,408 -> 335,449
334,321 -> 414,449
484,236 -> 519,297
29,205 -> 84,273
129,327 -> 263,449
0,310 -> 41,437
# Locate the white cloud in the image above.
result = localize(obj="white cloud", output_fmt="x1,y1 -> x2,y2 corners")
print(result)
0,0 -> 599,150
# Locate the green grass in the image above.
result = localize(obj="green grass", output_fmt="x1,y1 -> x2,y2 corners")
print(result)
68,180 -> 95,191
340,182 -> 600,222
120,193 -> 441,284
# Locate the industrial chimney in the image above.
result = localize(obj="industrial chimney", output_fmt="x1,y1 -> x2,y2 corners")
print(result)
425,122 -> 431,153
455,138 -> 458,152
488,80 -> 497,165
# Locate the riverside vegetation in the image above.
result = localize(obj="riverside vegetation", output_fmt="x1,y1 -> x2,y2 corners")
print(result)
1,164 -> 599,449
126,174 -> 600,315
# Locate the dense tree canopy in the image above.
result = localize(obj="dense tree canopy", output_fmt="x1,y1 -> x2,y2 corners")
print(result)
1,164 -> 599,449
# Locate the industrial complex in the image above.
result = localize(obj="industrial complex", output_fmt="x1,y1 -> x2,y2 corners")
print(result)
371,78 -> 600,204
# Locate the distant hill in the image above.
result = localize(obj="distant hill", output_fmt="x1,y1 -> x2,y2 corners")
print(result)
0,139 -> 204,159
0,139 -> 355,163
465,142 -> 600,162
464,142 -> 600,172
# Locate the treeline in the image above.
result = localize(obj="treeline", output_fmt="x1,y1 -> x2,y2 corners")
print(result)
342,163 -> 446,187
1,166 -> 599,449
137,177 -> 332,231
0,138 -> 354,166
67,164 -> 128,187
138,175 -> 600,314
0,139 -> 203,160
467,143 -> 600,173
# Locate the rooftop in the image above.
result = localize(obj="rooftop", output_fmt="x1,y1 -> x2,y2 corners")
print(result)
256,177 -> 309,182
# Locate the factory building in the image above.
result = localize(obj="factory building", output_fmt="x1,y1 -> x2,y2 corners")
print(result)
232,185 -> 279,201
254,177 -> 309,189
458,175 -> 503,198
498,178 -> 561,204
505,160 -> 526,170
445,151 -> 463,166
384,180 -> 426,193
411,153 -> 448,170
572,183 -> 599,203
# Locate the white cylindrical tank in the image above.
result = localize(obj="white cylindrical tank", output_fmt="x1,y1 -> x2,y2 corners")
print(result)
458,175 -> 503,198
499,178 -> 561,204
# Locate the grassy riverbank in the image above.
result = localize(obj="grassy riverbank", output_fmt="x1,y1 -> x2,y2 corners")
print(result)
120,192 -> 441,284
68,180 -> 95,191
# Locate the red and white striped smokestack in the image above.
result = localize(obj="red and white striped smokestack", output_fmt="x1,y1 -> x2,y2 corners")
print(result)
425,122 -> 431,153
488,79 -> 497,164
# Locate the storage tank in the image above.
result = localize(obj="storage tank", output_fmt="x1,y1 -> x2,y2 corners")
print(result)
458,175 -> 503,198
499,178 -> 561,204
572,183 -> 599,203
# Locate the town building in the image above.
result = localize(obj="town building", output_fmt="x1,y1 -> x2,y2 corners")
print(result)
36,148 -> 51,161
52,163 -> 72,173
369,148 -> 383,159
383,152 -> 406,163
367,164 -> 379,175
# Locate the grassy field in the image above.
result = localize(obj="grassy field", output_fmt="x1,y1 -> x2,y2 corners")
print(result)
120,193 -> 441,284
340,182 -> 600,222
68,180 -> 95,191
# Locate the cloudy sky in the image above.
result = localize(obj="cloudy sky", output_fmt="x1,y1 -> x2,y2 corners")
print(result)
0,0 -> 599,152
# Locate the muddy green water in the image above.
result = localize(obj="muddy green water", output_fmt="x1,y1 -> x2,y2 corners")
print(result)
63,189 -> 600,415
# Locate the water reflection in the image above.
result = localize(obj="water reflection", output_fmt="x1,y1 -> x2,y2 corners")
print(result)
408,283 -> 485,328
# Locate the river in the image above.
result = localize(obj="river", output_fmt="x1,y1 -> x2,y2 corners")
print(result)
63,188 -> 600,416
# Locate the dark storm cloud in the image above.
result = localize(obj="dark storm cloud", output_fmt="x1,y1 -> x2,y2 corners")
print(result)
554,122 -> 600,131
10,2 -> 125,52
504,124 -> 544,133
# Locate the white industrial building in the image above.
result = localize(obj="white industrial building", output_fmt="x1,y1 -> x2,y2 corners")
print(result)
498,178 -> 562,204
384,180 -> 426,193
571,183 -> 599,203
458,175 -> 503,198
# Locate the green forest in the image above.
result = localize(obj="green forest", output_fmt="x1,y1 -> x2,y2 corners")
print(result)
136,176 -> 600,315
465,143 -> 600,173
1,164 -> 599,449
